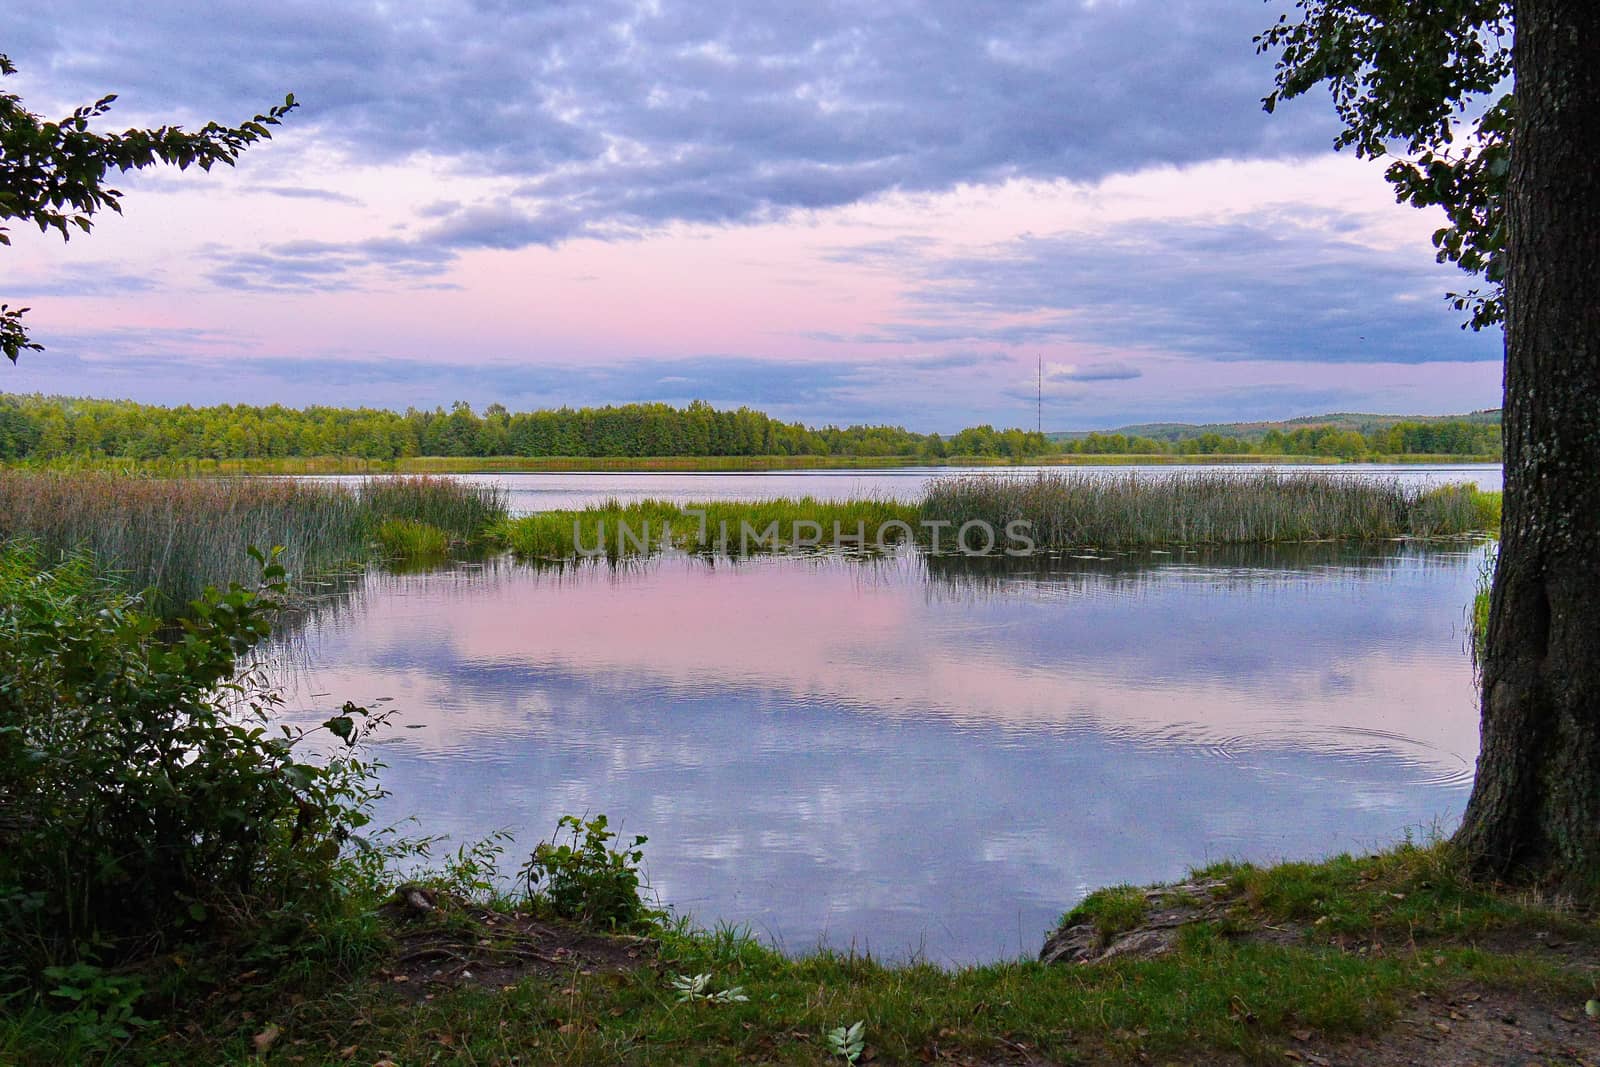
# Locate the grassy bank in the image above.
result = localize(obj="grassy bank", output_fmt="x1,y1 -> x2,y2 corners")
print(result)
0,471 -> 507,608
4,836 -> 1593,1066
923,471 -> 1501,550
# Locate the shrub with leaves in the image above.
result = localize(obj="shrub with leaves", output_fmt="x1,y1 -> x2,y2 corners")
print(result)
520,814 -> 658,930
0,544 -> 384,985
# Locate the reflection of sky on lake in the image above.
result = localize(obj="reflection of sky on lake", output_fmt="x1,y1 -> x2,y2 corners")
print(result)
268,541 -> 1488,964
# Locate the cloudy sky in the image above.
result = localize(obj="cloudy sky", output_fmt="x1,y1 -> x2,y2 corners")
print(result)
3,1 -> 1502,431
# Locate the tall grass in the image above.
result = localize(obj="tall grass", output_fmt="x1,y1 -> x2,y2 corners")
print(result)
493,497 -> 921,559
373,518 -> 451,560
1470,542 -> 1498,674
0,472 -> 507,609
920,472 -> 1500,549
358,475 -> 508,541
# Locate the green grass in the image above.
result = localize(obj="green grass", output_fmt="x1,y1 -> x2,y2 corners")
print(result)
1057,885 -> 1151,942
3,841 -> 1590,1066
374,517 -> 451,559
359,474 -> 508,541
0,472 -> 506,609
493,497 -> 923,560
922,472 -> 1500,550
0,470 -> 1496,594
1470,541 -> 1499,671
493,480 -> 1500,563
1188,838 -> 1581,942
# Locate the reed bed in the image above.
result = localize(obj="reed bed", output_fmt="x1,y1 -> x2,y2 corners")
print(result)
373,518 -> 451,560
358,475 -> 508,541
0,472 -> 507,609
920,471 -> 1499,550
493,497 -> 921,559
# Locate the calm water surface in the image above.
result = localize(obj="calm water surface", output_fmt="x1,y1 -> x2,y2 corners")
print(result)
269,536 -> 1490,963
308,463 -> 1502,514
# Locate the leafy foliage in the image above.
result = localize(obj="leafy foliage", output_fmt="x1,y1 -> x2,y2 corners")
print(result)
0,545 -> 383,985
0,392 -> 1505,463
0,393 -> 1042,461
670,972 -> 749,1004
1256,1 -> 1513,329
0,51 -> 295,359
520,814 -> 659,930
37,963 -> 149,1049
827,1020 -> 868,1064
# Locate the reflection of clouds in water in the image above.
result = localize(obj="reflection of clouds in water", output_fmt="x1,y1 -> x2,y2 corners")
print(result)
356,677 -> 1467,963
281,544 -> 1484,768
267,543 -> 1481,963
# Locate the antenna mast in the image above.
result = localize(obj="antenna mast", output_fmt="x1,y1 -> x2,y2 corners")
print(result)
1036,355 -> 1042,435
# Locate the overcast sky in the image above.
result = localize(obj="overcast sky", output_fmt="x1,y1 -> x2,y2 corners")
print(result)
2,1 -> 1502,431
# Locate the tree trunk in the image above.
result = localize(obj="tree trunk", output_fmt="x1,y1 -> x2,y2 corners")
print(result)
1453,0 -> 1600,889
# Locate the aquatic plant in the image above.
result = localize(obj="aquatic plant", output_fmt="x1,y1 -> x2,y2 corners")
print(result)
0,471 -> 507,609
373,518 -> 450,560
0,471 -> 367,609
920,471 -> 1499,550
358,475 -> 507,541
492,497 -> 921,560
1470,542 -> 1498,673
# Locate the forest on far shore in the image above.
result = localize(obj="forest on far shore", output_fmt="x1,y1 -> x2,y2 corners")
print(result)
0,393 -> 1501,462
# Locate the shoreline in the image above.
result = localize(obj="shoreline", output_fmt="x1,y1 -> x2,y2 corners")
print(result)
2,452 -> 1503,475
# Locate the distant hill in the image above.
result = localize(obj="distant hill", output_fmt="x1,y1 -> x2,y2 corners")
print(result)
1048,410 -> 1502,444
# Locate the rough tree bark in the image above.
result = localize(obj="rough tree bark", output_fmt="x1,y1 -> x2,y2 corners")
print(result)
1453,0 -> 1600,888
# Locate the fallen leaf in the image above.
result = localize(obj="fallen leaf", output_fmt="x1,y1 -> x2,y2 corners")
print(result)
1291,1029 -> 1312,1042
253,1024 -> 282,1055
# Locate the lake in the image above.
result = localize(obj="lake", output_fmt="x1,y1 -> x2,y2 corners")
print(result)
306,462 -> 1503,515
267,472 -> 1493,962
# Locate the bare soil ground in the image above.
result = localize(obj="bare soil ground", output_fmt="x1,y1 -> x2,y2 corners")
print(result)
375,884 -> 656,1000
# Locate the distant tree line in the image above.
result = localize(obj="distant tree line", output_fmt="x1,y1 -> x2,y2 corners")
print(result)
0,393 -> 1499,463
1064,421 -> 1500,459
0,395 -> 1051,462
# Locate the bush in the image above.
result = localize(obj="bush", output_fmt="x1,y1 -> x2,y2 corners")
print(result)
0,544 -> 384,987
520,814 -> 659,930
